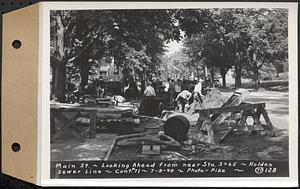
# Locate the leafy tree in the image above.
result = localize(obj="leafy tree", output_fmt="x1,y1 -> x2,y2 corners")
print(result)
234,9 -> 288,86
107,9 -> 180,80
178,8 -> 288,88
51,8 -> 288,101
180,9 -> 236,87
51,9 -> 181,102
50,10 -> 115,101
160,50 -> 191,80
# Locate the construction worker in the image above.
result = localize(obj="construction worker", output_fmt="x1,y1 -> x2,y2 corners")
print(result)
175,90 -> 192,113
144,82 -> 156,97
194,78 -> 205,97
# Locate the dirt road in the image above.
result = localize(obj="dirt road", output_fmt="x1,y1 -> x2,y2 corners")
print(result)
220,88 -> 289,133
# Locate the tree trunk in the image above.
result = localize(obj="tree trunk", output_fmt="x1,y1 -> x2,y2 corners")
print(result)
222,76 -> 226,88
209,67 -> 214,81
53,62 -> 66,102
220,67 -> 227,88
253,64 -> 260,89
52,14 -> 67,102
272,61 -> 280,77
78,52 -> 90,92
79,63 -> 89,91
235,64 -> 242,89
253,68 -> 258,84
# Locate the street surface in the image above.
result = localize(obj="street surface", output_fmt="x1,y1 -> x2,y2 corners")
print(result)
220,88 -> 289,134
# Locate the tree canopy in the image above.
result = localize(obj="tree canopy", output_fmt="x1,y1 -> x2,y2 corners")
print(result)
50,8 -> 288,101
176,8 -> 288,87
50,9 -> 180,101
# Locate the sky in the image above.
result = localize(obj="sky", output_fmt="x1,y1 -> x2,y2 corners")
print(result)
164,29 -> 186,55
165,40 -> 184,55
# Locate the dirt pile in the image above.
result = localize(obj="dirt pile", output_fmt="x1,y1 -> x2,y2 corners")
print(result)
202,88 -> 228,109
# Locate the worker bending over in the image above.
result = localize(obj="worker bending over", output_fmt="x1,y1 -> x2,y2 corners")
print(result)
175,90 -> 192,113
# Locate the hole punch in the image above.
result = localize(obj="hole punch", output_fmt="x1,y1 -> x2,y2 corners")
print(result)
12,40 -> 22,49
12,143 -> 21,152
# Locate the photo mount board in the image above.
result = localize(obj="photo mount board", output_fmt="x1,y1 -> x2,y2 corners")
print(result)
2,3 -> 40,184
1,1 -> 299,187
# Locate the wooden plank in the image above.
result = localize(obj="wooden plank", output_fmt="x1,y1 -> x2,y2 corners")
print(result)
104,138 -> 116,160
50,102 -> 81,109
252,111 -> 263,130
220,112 -> 247,142
256,105 -> 262,120
238,112 -> 249,131
197,103 -> 266,115
95,98 -> 111,101
116,132 -> 147,141
57,105 -> 132,115
220,118 -> 241,142
96,102 -> 112,106
69,126 -> 86,140
97,113 -> 122,119
51,112 -> 81,141
54,109 -> 71,125
210,92 -> 241,121
209,95 -> 242,127
260,105 -> 278,137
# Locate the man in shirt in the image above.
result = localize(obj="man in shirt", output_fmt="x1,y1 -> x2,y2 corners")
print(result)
139,81 -> 156,115
175,90 -> 192,113
164,78 -> 170,93
194,78 -> 204,97
144,82 -> 156,96
96,76 -> 105,98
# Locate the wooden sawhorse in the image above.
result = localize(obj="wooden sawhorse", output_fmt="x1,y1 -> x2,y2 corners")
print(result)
50,104 -> 97,141
196,103 -> 278,143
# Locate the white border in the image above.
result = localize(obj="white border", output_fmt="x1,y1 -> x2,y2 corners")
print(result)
38,2 -> 298,187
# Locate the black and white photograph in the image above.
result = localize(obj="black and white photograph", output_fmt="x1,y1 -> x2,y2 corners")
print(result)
48,4 -> 294,180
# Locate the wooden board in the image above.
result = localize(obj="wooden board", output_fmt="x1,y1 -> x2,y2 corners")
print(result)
51,103 -> 133,117
197,103 -> 266,116
210,92 -> 242,122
